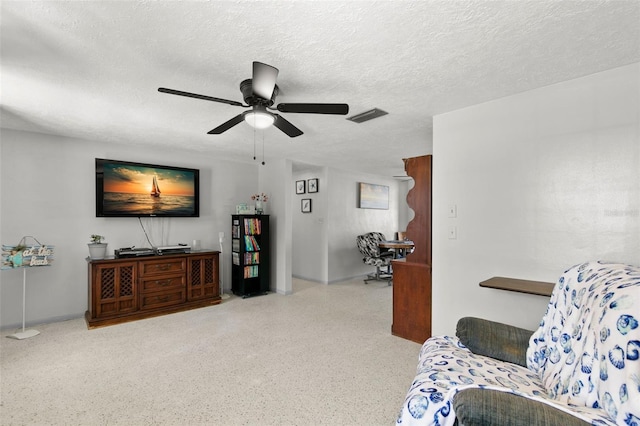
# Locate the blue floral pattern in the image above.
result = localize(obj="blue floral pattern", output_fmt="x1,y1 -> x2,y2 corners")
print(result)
527,261 -> 640,425
397,261 -> 640,426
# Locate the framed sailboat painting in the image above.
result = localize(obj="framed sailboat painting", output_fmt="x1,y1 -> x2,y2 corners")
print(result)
95,158 -> 200,217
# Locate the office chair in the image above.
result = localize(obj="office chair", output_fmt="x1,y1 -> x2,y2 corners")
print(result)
356,232 -> 394,285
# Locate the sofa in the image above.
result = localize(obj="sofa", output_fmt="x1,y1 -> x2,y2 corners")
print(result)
396,261 -> 640,426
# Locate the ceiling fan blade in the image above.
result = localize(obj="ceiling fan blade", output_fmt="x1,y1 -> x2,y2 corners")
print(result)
272,114 -> 303,138
158,87 -> 244,107
252,62 -> 279,100
207,114 -> 245,134
276,103 -> 349,115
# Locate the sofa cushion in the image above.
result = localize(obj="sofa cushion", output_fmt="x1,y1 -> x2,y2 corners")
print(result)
527,261 -> 640,425
453,388 -> 589,426
456,317 -> 533,368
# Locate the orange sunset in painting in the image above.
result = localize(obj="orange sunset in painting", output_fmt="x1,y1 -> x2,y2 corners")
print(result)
104,166 -> 194,196
98,159 -> 198,217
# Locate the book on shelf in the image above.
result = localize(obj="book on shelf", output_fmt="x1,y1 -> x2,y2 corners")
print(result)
232,252 -> 240,266
243,218 -> 262,235
244,252 -> 259,265
232,239 -> 240,252
243,235 -> 260,252
243,265 -> 259,278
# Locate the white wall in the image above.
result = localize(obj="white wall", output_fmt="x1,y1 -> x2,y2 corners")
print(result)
259,158 -> 293,295
0,129 -> 258,328
327,168 -> 401,283
0,129 -> 411,326
291,165 -> 403,284
432,63 -> 640,336
398,179 -> 412,232
292,165 -> 328,282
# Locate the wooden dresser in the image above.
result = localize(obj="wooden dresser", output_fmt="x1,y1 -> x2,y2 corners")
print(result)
86,250 -> 220,328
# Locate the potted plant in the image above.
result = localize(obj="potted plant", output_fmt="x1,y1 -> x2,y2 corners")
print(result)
88,234 -> 108,260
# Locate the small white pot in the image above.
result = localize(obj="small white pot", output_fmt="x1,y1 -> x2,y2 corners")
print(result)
88,243 -> 108,260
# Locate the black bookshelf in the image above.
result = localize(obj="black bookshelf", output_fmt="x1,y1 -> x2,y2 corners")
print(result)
231,215 -> 270,298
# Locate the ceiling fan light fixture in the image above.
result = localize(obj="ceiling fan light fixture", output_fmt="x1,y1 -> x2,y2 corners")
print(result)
159,61 -> 347,137
244,110 -> 275,129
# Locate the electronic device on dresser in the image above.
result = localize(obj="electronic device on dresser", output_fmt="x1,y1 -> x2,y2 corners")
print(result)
114,247 -> 155,258
155,244 -> 191,255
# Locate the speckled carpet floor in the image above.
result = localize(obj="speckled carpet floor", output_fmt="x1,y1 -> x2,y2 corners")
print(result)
1,278 -> 421,425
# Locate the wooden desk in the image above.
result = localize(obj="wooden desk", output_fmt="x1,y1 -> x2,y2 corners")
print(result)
379,240 -> 414,258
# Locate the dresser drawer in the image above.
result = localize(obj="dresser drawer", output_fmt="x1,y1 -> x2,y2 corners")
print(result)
140,289 -> 186,310
139,258 -> 185,276
140,274 -> 185,293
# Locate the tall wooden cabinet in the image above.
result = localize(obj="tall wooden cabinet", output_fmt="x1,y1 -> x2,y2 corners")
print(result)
231,215 -> 270,298
392,155 -> 433,343
86,250 -> 220,328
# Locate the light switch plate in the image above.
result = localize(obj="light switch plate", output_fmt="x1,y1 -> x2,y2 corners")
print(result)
448,204 -> 457,218
448,226 -> 457,240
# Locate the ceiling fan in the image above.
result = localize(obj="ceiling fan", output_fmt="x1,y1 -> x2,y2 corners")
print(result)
158,62 -> 349,138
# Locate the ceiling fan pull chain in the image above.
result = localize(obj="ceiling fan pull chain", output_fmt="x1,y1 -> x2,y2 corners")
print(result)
253,126 -> 257,161
262,131 -> 266,165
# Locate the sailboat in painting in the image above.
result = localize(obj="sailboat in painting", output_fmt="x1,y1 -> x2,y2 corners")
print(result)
151,175 -> 161,198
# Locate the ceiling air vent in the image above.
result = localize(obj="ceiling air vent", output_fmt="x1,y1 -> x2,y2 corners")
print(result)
346,108 -> 388,123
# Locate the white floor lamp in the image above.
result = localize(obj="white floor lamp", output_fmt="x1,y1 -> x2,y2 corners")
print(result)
2,236 -> 54,340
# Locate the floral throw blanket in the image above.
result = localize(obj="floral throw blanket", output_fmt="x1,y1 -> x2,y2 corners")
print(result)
527,261 -> 640,425
395,335 -> 612,425
397,261 -> 640,426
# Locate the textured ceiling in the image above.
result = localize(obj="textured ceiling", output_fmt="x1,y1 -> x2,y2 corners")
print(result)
2,1 -> 639,177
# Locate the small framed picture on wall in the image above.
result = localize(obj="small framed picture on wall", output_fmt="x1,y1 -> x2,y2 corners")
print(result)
296,180 -> 306,194
301,198 -> 312,213
307,178 -> 318,193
